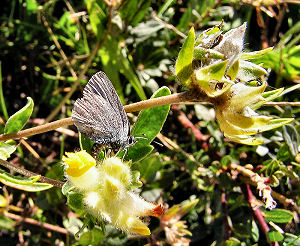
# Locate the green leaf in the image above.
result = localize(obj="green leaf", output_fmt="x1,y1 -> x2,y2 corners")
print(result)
259,118 -> 294,133
251,88 -> 283,110
175,27 -> 195,88
0,170 -> 40,185
130,0 -> 152,26
251,219 -> 259,242
63,215 -> 84,235
62,181 -> 75,196
282,124 -> 299,158
0,194 -> 7,207
267,231 -> 284,242
0,215 -> 15,230
288,45 -> 300,66
280,84 -> 300,97
220,155 -> 231,168
4,97 -> 34,134
120,0 -> 138,24
0,140 -> 17,160
239,60 -> 268,77
0,61 -> 8,121
100,37 -> 125,103
194,47 -> 225,60
194,60 -> 231,97
126,86 -> 171,163
137,153 -> 162,181
241,47 -> 273,60
0,171 -> 53,192
264,159 -> 280,176
79,228 -> 105,245
283,233 -> 300,245
276,144 -> 290,161
264,208 -> 294,223
86,0 -> 107,41
180,199 -> 199,215
129,170 -> 143,189
176,3 -> 192,31
67,191 -> 84,211
79,133 -> 94,155
225,237 -> 241,246
227,60 -> 239,81
157,0 -> 176,17
119,49 -> 147,100
26,0 -> 38,12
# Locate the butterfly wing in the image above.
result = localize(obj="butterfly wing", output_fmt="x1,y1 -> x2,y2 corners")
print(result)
72,72 -> 130,145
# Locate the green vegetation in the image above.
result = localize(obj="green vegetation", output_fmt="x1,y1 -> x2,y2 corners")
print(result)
0,0 -> 300,245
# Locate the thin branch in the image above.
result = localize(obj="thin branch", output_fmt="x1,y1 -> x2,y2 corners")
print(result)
5,211 -> 70,235
241,184 -> 279,246
0,118 -> 73,142
229,163 -> 300,213
152,13 -> 186,38
124,90 -> 203,112
156,133 -> 202,166
263,101 -> 300,106
270,6 -> 285,46
240,176 -> 300,214
200,0 -> 223,21
42,14 -> 78,79
221,192 -> 231,241
0,158 -> 64,187
20,139 -> 42,163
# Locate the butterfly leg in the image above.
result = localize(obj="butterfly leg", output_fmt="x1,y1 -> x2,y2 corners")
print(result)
92,143 -> 104,160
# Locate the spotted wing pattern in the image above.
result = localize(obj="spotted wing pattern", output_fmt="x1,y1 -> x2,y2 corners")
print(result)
72,72 -> 130,147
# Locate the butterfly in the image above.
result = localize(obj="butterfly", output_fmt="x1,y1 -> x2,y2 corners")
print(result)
72,71 -> 136,152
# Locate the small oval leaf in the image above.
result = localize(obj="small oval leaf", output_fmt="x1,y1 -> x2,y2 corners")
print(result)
0,141 -> 17,160
264,208 -> 294,223
0,170 -> 40,185
175,28 -> 195,87
4,97 -> 34,134
0,176 -> 53,192
267,231 -> 284,242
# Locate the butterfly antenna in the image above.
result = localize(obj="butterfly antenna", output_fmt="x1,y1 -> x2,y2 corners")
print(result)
152,140 -> 164,147
134,134 -> 164,147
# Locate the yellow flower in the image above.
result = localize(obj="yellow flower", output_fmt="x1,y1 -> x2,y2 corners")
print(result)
63,150 -> 99,191
63,154 -> 164,235
212,82 -> 293,145
63,150 -> 96,177
175,22 -> 293,145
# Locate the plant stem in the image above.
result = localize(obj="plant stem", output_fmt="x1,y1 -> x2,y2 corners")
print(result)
0,91 -> 207,142
0,118 -> 73,142
0,61 -> 8,121
241,184 -> 279,246
240,176 -> 300,214
5,211 -> 69,234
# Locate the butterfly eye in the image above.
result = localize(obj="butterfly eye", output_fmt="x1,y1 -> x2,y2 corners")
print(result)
128,136 -> 136,146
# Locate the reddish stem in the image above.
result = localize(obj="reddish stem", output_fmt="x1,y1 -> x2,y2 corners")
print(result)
241,184 -> 279,246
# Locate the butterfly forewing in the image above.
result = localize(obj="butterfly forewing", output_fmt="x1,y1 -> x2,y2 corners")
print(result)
72,72 -> 130,147
84,72 -> 129,135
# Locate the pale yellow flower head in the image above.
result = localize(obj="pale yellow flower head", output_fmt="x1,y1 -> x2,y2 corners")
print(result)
63,152 -> 164,236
